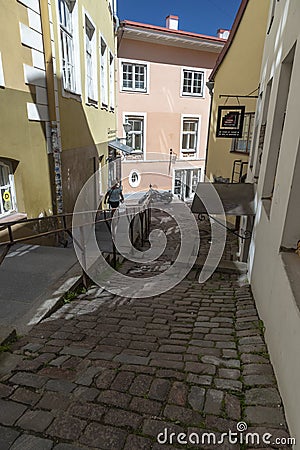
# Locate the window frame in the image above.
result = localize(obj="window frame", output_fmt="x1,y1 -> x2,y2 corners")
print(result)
180,115 -> 201,158
123,112 -> 146,156
120,59 -> 149,94
230,112 -> 255,155
84,11 -> 98,106
109,50 -> 115,110
58,0 -> 81,97
100,36 -> 108,108
181,67 -> 205,98
0,161 -> 17,217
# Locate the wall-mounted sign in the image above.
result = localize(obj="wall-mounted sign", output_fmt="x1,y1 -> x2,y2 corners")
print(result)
216,105 -> 245,138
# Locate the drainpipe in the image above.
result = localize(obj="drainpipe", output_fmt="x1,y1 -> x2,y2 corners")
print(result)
204,81 -> 215,179
39,0 -> 63,214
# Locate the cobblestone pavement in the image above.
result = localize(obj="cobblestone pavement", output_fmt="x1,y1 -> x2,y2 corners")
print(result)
0,212 -> 292,449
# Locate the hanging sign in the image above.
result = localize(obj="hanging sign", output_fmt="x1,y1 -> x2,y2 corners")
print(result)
216,105 -> 245,138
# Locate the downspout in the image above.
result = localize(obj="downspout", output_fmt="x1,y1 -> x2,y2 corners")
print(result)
204,81 -> 214,179
39,0 -> 63,214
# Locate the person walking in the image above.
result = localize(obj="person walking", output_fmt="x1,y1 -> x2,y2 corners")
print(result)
104,180 -> 124,209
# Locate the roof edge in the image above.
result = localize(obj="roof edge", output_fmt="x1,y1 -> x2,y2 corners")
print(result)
120,19 -> 227,43
209,0 -> 249,81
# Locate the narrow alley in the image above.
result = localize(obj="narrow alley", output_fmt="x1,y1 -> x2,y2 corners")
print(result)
0,212 -> 292,449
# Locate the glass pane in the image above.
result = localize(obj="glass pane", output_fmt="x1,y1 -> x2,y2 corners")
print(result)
182,134 -> 188,149
135,134 -> 142,150
183,71 -> 192,93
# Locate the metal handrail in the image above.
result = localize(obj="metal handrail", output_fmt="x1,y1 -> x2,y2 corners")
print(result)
0,203 -> 151,272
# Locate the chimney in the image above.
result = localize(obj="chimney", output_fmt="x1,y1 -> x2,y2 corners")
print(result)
217,29 -> 230,39
166,15 -> 179,30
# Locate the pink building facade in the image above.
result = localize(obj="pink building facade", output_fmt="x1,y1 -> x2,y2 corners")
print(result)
117,17 -> 225,200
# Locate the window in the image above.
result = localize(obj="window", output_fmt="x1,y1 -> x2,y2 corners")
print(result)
85,15 -> 97,104
125,116 -> 144,153
173,168 -> 201,200
181,118 -> 199,153
182,69 -> 204,97
231,113 -> 255,154
0,161 -> 16,217
121,62 -> 147,92
59,0 -> 76,92
100,38 -> 108,106
109,51 -> 115,110
129,170 -> 140,188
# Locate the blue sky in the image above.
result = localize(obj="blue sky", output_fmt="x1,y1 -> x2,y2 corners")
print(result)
117,0 -> 241,37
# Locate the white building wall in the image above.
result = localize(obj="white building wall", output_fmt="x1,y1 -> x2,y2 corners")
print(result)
248,0 -> 300,445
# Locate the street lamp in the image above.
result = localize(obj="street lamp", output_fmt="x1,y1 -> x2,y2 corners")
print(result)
123,121 -> 132,144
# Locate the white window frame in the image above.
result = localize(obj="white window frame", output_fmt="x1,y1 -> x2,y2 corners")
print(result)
123,112 -> 147,158
181,67 -> 205,98
0,161 -> 17,217
128,169 -> 141,188
84,11 -> 98,105
0,52 -> 5,88
172,167 -> 201,200
120,59 -> 149,94
100,36 -> 108,107
180,115 -> 201,158
109,50 -> 115,110
57,0 -> 81,98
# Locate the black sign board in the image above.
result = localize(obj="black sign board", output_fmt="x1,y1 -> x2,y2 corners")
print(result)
216,105 -> 245,138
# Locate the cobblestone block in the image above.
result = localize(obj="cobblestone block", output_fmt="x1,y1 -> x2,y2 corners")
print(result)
10,435 -> 53,450
168,381 -> 188,406
164,404 -> 203,426
205,415 -> 236,432
188,386 -> 205,411
47,413 -> 86,440
185,362 -> 216,375
60,346 -> 90,357
75,366 -> 102,386
104,408 -> 143,429
16,409 -> 54,432
0,399 -> 27,426
158,344 -> 186,353
45,379 -> 76,393
243,374 -> 275,386
218,368 -> 240,380
114,353 -> 150,365
245,406 -> 285,426
156,369 -> 185,380
129,396 -> 161,415
124,434 -> 152,450
0,383 -> 14,398
110,371 -> 135,392
150,351 -> 183,361
0,425 -> 19,449
10,387 -> 41,406
37,391 -> 71,411
187,374 -> 212,386
214,378 -> 242,392
97,390 -> 131,408
73,386 -> 99,402
242,364 -> 274,376
150,359 -> 184,370
95,369 -> 116,389
80,422 -> 127,449
245,387 -> 281,406
142,418 -> 183,438
204,389 -> 223,415
129,374 -> 153,396
9,372 -> 47,389
149,378 -> 170,401
225,393 -> 241,420
68,401 -> 105,421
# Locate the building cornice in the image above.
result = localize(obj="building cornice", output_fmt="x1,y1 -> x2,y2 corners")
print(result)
118,20 -> 225,53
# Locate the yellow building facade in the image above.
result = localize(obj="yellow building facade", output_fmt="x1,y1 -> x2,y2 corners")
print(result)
0,0 -> 117,220
205,0 -> 270,183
